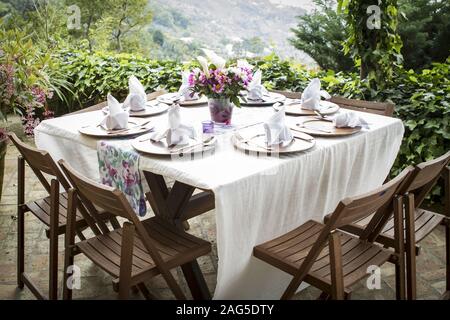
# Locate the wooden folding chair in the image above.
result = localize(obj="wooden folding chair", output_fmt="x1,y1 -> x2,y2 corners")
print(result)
339,151 -> 450,299
271,90 -> 395,117
66,91 -> 166,116
7,133 -> 119,300
329,96 -> 395,117
254,167 -> 414,300
58,160 -> 212,300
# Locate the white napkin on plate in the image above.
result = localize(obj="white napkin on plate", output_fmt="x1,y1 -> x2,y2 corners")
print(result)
332,111 -> 369,129
101,94 -> 129,130
247,70 -> 268,101
123,76 -> 147,111
149,105 -> 196,146
263,107 -> 293,146
301,78 -> 331,111
179,71 -> 199,101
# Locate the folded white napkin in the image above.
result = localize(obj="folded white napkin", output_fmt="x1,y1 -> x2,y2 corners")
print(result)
263,107 -> 293,146
101,94 -> 129,130
301,78 -> 331,111
123,76 -> 147,111
150,105 -> 196,146
179,71 -> 199,101
332,111 -> 369,129
247,70 -> 268,101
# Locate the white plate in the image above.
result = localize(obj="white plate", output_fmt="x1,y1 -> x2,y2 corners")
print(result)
232,130 -> 315,154
102,101 -> 169,117
157,93 -> 208,107
78,118 -> 154,138
284,100 -> 340,116
132,134 -> 217,156
240,92 -> 286,106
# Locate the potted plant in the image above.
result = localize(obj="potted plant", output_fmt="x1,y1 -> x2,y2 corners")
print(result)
188,50 -> 253,124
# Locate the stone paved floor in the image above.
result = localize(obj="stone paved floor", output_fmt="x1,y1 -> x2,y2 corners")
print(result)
0,137 -> 447,300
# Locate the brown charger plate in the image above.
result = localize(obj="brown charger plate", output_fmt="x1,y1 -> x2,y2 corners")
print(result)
232,131 -> 315,154
291,119 -> 361,137
284,100 -> 340,116
102,101 -> 169,117
156,93 -> 208,107
240,92 -> 286,107
78,118 -> 154,138
132,134 -> 216,156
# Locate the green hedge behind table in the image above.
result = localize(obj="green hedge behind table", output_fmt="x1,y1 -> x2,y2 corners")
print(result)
49,51 -> 450,201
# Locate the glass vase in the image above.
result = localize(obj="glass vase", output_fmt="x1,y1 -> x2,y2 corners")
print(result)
208,98 -> 234,125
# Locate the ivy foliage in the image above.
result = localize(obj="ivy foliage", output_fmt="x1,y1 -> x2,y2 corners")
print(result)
338,0 -> 404,88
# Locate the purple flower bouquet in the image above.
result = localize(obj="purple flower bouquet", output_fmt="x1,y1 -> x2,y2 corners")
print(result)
188,50 -> 253,124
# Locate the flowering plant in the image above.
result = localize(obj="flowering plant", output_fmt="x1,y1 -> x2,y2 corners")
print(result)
0,25 -> 59,136
188,50 -> 253,107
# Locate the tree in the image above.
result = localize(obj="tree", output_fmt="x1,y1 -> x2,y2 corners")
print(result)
398,0 -> 450,70
64,0 -> 110,51
152,29 -> 165,46
338,0 -> 403,88
290,0 -> 354,72
109,0 -> 152,52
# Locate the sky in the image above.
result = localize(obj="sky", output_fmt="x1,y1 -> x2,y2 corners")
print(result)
269,0 -> 317,11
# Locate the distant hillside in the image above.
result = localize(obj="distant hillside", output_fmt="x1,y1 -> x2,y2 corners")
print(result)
148,0 -> 314,65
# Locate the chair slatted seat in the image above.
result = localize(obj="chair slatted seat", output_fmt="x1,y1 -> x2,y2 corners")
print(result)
25,192 -> 87,234
254,220 -> 392,291
77,217 -> 210,283
254,167 -> 414,300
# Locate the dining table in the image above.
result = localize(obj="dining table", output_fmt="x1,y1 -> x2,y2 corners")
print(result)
34,93 -> 404,299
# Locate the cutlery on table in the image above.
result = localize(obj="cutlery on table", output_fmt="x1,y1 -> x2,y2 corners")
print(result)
234,132 -> 274,151
294,123 -> 334,134
139,130 -> 166,143
170,136 -> 215,154
314,111 -> 334,121
106,120 -> 152,135
291,131 -> 315,142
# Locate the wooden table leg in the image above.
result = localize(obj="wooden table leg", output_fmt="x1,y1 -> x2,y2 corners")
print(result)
143,171 -> 214,300
181,261 -> 212,300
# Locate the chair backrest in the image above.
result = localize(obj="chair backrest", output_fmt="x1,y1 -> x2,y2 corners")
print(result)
58,159 -> 168,266
369,151 -> 450,238
270,90 -> 395,117
66,90 -> 166,116
8,133 -> 71,193
297,167 -> 413,278
332,167 -> 413,230
58,159 -> 133,220
329,96 -> 395,117
406,151 -> 450,206
270,89 -> 301,100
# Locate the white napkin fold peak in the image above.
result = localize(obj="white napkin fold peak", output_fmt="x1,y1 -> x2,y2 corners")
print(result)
101,94 -> 129,130
123,76 -> 147,111
150,104 -> 196,146
179,71 -> 199,101
247,70 -> 268,101
263,107 -> 293,146
301,78 -> 331,111
332,111 -> 370,129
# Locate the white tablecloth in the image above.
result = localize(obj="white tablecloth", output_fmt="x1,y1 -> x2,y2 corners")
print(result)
34,105 -> 404,299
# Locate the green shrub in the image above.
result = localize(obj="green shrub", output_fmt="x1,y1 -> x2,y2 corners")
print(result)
50,49 -> 185,114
